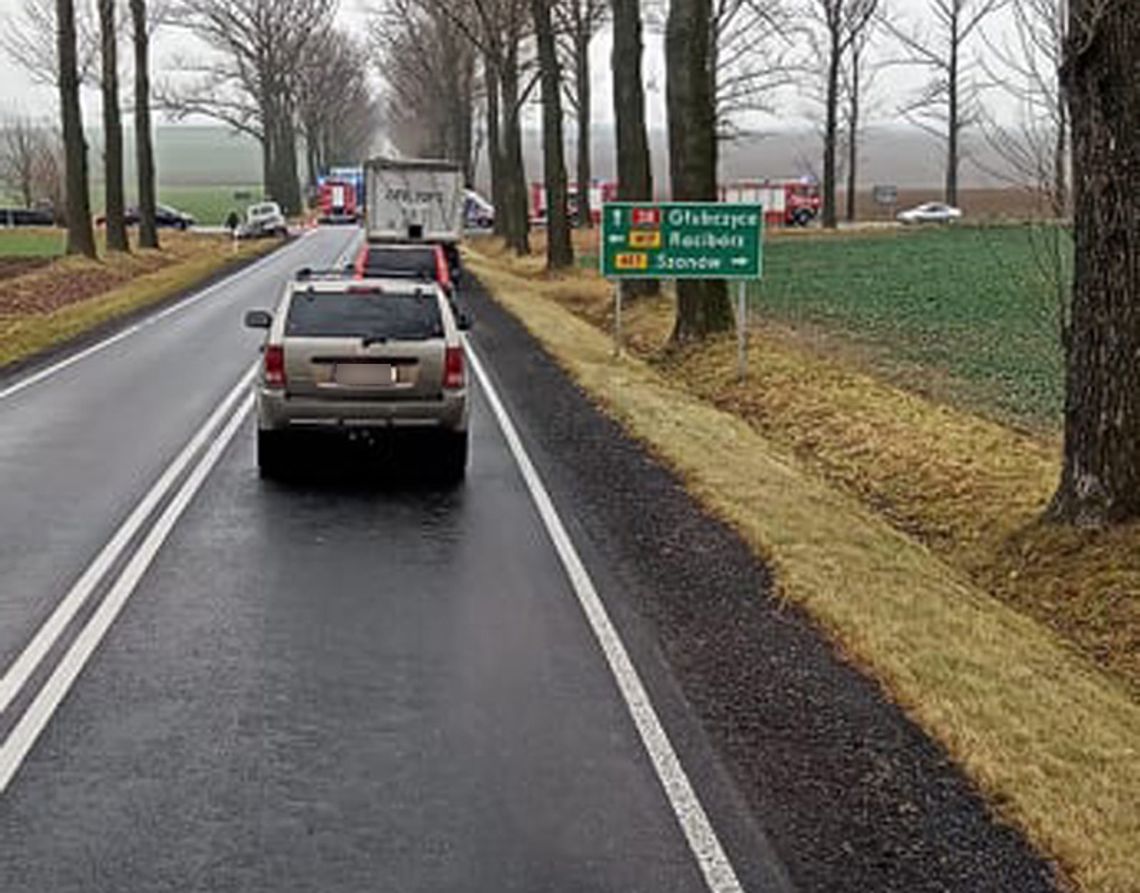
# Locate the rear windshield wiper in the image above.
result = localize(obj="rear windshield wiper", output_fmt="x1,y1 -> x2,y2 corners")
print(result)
361,334 -> 389,347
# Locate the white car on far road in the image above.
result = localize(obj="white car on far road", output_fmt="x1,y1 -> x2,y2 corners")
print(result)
897,202 -> 963,225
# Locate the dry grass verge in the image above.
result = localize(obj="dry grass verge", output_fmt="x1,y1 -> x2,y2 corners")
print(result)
0,233 -> 275,369
486,234 -> 1139,692
466,240 -> 1140,893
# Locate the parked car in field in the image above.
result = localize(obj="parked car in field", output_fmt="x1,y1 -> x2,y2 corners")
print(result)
244,271 -> 471,481
897,202 -> 963,225
0,206 -> 56,227
95,204 -> 196,229
237,202 -> 288,239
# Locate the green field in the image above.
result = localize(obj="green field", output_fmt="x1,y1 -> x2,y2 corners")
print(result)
752,226 -> 1073,426
154,185 -> 263,225
0,228 -> 65,257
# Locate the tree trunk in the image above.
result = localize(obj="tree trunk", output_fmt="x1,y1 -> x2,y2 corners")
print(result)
130,0 -> 158,249
99,0 -> 128,252
822,28 -> 840,229
531,0 -> 573,269
667,0 -> 731,344
484,57 -> 506,238
1048,0 -> 1140,525
500,50 -> 529,255
845,41 -> 860,223
1054,94 -> 1069,217
57,0 -> 95,258
260,131 -> 274,200
576,26 -> 592,229
273,109 -> 302,216
612,0 -> 658,296
945,22 -> 959,207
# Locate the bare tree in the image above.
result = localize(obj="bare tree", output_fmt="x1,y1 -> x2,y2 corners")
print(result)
424,0 -> 536,254
980,0 -> 1067,215
130,0 -> 159,248
1047,0 -> 1140,526
805,0 -> 878,229
886,0 -> 1007,208
2,0 -> 99,88
0,116 -> 58,208
711,0 -> 797,140
554,0 -> 606,227
57,0 -> 96,257
842,18 -> 884,221
370,1 -> 476,182
531,0 -> 573,268
299,29 -> 381,183
667,0 -> 733,342
98,0 -> 127,251
163,0 -> 337,215
611,0 -> 657,296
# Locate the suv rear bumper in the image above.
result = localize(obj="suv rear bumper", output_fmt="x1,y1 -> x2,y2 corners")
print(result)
256,387 -> 468,433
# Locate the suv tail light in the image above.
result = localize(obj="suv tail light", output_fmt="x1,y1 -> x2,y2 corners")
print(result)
264,345 -> 286,388
443,346 -> 464,390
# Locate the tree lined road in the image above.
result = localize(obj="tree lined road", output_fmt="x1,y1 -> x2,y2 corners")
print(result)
0,231 -> 789,891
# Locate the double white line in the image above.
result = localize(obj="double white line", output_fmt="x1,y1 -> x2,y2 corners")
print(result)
0,363 -> 257,793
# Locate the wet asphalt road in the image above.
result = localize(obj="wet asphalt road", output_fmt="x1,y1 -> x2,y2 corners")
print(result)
0,228 -> 785,891
0,227 -> 1059,892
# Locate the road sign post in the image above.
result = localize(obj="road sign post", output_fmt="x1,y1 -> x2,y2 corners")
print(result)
613,281 -> 623,357
601,202 -> 763,374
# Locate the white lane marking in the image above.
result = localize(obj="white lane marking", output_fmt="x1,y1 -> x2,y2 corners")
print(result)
465,343 -> 746,893
0,228 -> 323,403
0,363 -> 258,716
332,228 -> 365,268
0,392 -> 253,793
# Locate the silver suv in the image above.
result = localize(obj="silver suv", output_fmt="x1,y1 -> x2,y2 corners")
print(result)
244,272 -> 471,480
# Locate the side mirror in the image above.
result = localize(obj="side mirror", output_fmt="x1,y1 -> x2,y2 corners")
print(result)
245,309 -> 273,329
457,310 -> 473,332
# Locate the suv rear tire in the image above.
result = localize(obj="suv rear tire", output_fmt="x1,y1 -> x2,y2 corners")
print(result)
438,431 -> 468,484
257,429 -> 290,479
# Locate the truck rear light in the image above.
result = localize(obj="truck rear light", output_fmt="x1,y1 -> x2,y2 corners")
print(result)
264,345 -> 286,388
443,346 -> 464,390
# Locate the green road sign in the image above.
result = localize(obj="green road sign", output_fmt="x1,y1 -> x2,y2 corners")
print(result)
600,202 -> 764,280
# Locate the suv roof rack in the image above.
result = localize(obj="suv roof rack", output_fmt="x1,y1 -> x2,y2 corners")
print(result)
293,267 -> 356,282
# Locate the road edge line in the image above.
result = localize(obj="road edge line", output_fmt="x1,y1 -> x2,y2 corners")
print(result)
465,340 -> 746,893
0,393 -> 253,793
0,363 -> 257,716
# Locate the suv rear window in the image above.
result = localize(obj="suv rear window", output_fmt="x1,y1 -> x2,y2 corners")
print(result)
361,247 -> 437,279
286,291 -> 443,340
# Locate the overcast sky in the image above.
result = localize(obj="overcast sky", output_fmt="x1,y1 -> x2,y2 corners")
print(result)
0,0 -> 1025,134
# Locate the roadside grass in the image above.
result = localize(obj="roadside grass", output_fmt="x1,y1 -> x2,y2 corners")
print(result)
483,233 -> 1139,690
0,232 -> 274,368
0,228 -> 66,258
465,239 -> 1140,893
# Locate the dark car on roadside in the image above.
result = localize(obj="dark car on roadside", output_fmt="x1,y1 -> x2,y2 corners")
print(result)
0,207 -> 56,227
96,204 -> 195,230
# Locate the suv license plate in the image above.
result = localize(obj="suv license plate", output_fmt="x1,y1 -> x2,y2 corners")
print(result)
335,363 -> 395,386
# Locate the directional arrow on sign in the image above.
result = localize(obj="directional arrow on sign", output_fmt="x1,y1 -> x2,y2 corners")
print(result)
731,257 -> 749,267
608,234 -> 625,245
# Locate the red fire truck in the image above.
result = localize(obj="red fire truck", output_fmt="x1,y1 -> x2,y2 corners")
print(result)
530,177 -> 820,228
530,181 -> 619,226
719,177 -> 821,227
317,178 -> 360,224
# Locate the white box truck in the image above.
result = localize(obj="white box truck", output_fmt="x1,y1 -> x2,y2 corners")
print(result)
364,157 -> 464,246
